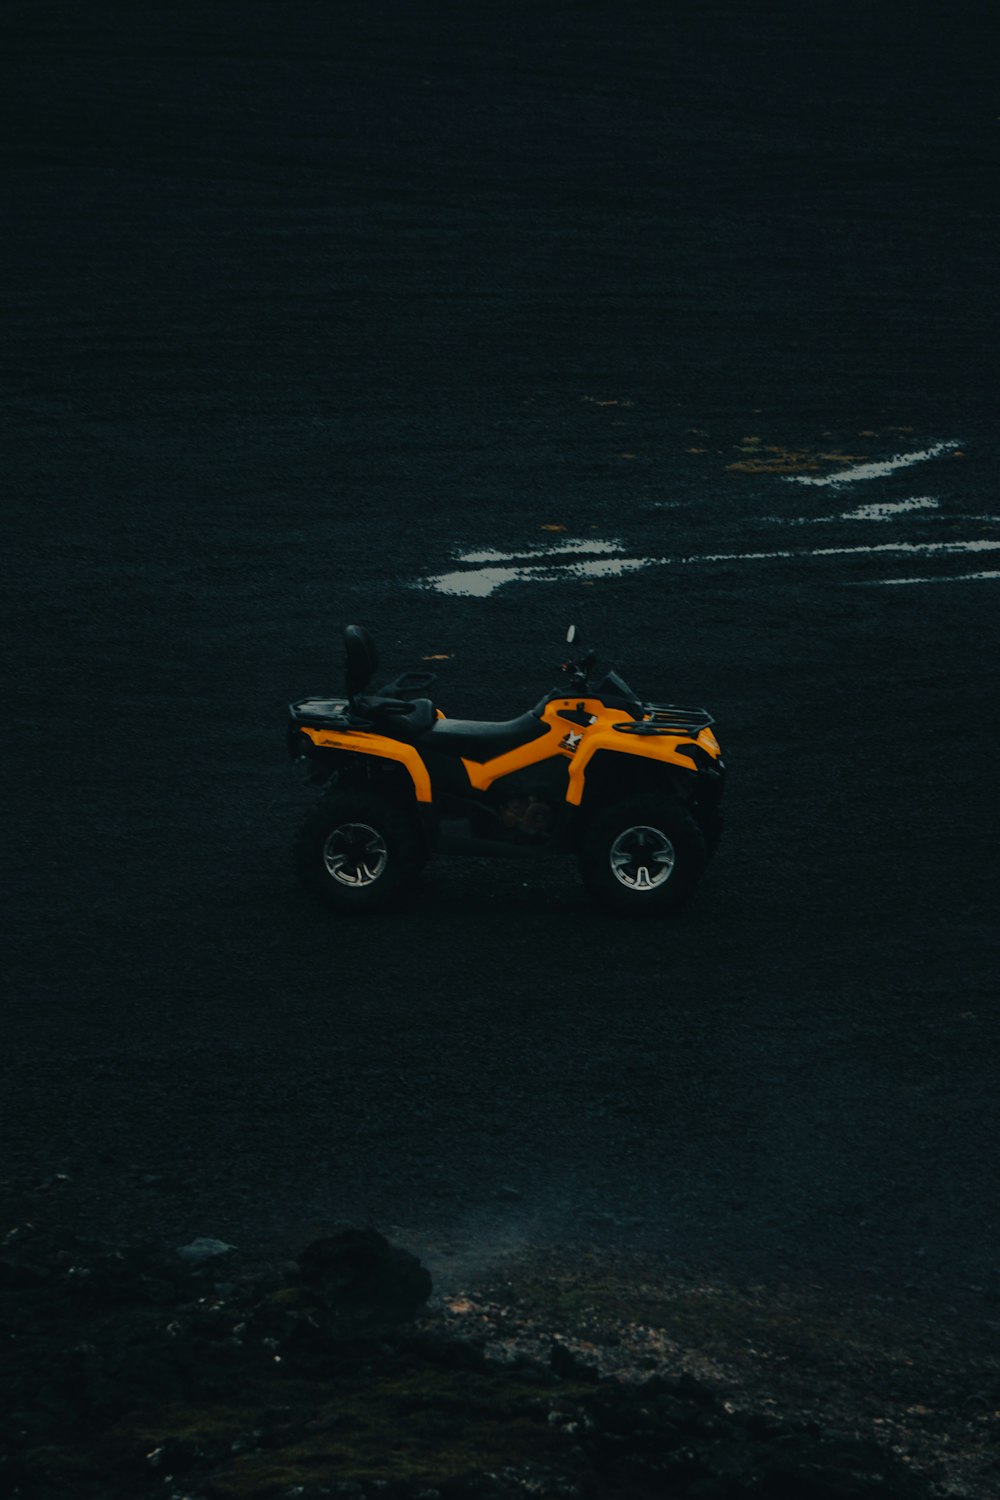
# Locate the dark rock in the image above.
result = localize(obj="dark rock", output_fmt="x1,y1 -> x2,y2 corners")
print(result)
0,1254 -> 52,1289
400,1331 -> 488,1371
176,1237 -> 238,1265
0,1224 -> 79,1288
506,1352 -> 557,1385
673,1369 -> 720,1406
295,1228 -> 431,1326
145,1434 -> 204,1473
550,1341 -> 601,1382
280,1310 -> 342,1357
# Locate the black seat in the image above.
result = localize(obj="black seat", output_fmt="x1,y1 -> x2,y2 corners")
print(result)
418,710 -> 547,762
355,695 -> 437,742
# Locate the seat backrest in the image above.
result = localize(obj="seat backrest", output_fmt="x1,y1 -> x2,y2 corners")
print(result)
344,624 -> 379,699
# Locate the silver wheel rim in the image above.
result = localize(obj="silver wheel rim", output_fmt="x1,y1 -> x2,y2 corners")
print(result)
322,822 -> 388,887
609,824 -> 676,891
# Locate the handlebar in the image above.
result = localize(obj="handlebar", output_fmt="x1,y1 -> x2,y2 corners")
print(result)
561,649 -> 597,691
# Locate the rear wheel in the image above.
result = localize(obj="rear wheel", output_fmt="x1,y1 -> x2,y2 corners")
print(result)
578,796 -> 708,915
295,787 -> 422,912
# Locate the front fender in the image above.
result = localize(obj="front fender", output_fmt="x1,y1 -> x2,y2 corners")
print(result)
566,730 -> 701,806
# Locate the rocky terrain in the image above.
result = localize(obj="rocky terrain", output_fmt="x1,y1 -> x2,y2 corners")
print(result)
4,1222 -> 997,1499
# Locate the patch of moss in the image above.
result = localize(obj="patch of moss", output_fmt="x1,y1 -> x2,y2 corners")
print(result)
727,452 -> 819,474
133,1402 -> 264,1443
269,1286 -> 303,1307
725,437 -> 875,475
112,1366 -> 587,1496
20,1445 -> 105,1487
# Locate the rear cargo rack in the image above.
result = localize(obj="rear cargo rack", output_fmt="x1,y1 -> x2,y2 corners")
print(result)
290,697 -> 352,730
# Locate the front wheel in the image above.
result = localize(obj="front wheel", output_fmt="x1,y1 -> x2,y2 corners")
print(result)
578,797 -> 708,915
295,787 -> 423,912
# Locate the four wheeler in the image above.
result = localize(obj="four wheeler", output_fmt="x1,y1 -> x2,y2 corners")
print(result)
287,625 -> 725,915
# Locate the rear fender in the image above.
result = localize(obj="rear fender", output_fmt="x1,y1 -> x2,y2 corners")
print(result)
296,727 -> 432,803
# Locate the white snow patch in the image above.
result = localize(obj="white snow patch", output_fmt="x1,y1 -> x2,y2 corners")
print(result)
692,537 -> 1000,564
842,496 -> 940,521
422,538 -> 1000,595
691,538 -> 1000,564
762,496 -> 941,526
860,570 -> 1000,587
457,538 -> 624,564
563,556 -> 650,582
787,441 -> 962,486
426,555 -> 647,598
427,564 -> 546,598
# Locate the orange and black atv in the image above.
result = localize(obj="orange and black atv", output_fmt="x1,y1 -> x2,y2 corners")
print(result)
287,625 -> 724,915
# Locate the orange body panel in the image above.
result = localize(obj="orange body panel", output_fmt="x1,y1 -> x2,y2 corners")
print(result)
299,726 -> 433,802
458,698 -> 720,801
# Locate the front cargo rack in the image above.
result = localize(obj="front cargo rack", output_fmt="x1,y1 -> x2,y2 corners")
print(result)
642,704 -> 715,732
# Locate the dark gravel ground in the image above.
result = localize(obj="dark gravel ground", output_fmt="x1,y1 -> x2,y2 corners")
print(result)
3,1 -> 1000,1488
